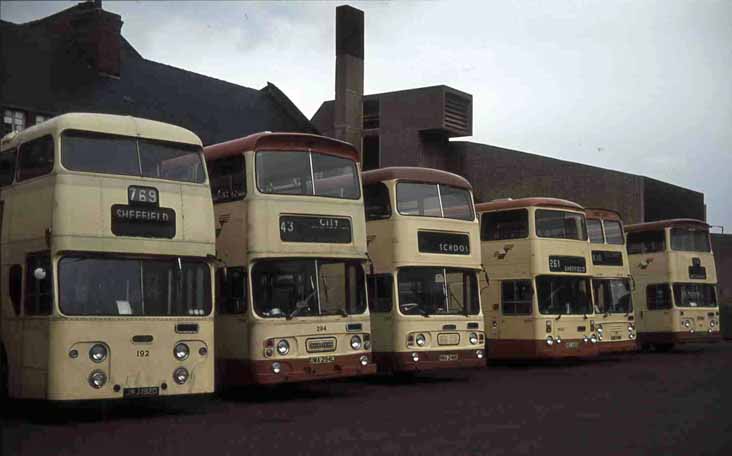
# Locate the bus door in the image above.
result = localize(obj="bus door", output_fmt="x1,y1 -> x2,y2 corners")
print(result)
498,279 -> 534,341
215,267 -> 249,370
20,251 -> 52,397
367,274 -> 394,354
640,284 -> 673,335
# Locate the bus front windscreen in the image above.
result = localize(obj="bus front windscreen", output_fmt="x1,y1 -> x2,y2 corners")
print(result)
673,283 -> 717,308
62,130 -> 206,183
592,278 -> 632,314
670,228 -> 711,252
252,259 -> 366,318
397,267 -> 480,316
59,256 -> 211,316
535,210 -> 587,240
537,276 -> 593,315
255,151 -> 360,199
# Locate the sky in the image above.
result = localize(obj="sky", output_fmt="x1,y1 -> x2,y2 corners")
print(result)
2,0 -> 730,227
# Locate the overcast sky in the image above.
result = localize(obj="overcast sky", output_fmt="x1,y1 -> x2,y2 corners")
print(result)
2,0 -> 730,227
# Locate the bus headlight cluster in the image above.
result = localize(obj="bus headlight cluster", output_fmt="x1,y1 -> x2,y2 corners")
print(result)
412,352 -> 419,362
173,367 -> 189,385
277,340 -> 290,356
89,344 -> 108,363
546,336 -> 554,346
469,333 -> 479,345
351,335 -> 362,350
359,355 -> 369,366
88,370 -> 107,389
683,320 -> 691,328
590,334 -> 598,344
272,362 -> 282,374
555,337 -> 562,344
415,334 -> 426,347
597,325 -> 604,335
710,320 -> 716,328
583,336 -> 589,344
476,349 -> 484,359
174,343 -> 190,361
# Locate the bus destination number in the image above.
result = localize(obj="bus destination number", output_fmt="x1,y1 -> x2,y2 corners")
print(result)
417,231 -> 470,255
279,215 -> 351,244
128,185 -> 159,206
136,350 -> 150,358
548,256 -> 587,273
591,250 -> 623,266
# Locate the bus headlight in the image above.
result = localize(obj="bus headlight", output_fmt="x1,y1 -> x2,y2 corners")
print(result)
628,324 -> 635,332
277,340 -> 290,356
174,343 -> 190,361
89,344 -> 108,363
272,362 -> 281,374
88,370 -> 107,389
597,325 -> 604,335
629,333 -> 636,340
351,335 -> 362,350
684,321 -> 691,328
476,349 -> 484,359
469,333 -> 479,345
583,336 -> 589,344
360,355 -> 369,366
710,320 -> 716,327
412,352 -> 419,362
546,336 -> 554,346
556,337 -> 562,344
173,367 -> 189,385
590,334 -> 598,344
415,334 -> 426,347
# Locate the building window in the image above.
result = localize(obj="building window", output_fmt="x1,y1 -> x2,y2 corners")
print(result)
216,267 -> 247,314
367,274 -> 393,313
3,109 -> 26,133
363,135 -> 380,171
34,115 -> 49,125
501,280 -> 533,315
646,284 -> 672,310
363,99 -> 379,130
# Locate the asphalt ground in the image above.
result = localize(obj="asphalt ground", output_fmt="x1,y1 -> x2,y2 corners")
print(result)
2,342 -> 731,456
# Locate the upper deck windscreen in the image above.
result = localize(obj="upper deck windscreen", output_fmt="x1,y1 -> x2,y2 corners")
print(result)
62,130 -> 206,183
670,227 -> 711,252
255,151 -> 360,199
535,209 -> 587,240
396,182 -> 474,221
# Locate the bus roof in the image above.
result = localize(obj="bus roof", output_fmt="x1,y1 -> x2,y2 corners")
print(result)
585,208 -> 623,221
625,218 -> 709,233
362,167 -> 472,190
0,113 -> 201,151
203,132 -> 358,162
475,197 -> 584,213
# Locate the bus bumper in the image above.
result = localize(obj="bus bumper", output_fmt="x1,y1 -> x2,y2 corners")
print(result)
487,339 -> 599,360
598,340 -> 639,354
376,349 -> 485,373
640,331 -> 723,345
220,354 -> 377,385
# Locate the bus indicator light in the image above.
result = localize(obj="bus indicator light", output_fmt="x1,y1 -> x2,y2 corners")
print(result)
69,349 -> 79,359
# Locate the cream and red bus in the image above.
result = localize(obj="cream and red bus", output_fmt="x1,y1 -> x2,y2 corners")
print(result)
0,113 -> 215,401
626,219 -> 721,350
362,167 -> 484,373
204,132 -> 376,385
586,208 -> 638,353
478,198 -> 599,360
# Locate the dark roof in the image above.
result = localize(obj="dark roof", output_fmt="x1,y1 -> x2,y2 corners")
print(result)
205,132 -> 358,162
585,208 -> 623,221
625,219 -> 709,233
362,167 -> 472,189
475,197 -> 584,213
0,3 -> 316,146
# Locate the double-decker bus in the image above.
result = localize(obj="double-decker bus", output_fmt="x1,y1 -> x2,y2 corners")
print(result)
362,167 -> 484,373
586,209 -> 638,353
204,132 -> 376,385
0,113 -> 215,401
477,198 -> 599,360
626,219 -> 721,350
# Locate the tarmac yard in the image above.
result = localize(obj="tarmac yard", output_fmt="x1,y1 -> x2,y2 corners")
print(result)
2,342 -> 731,456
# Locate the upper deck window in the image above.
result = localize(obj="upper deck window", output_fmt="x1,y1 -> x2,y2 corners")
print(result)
604,220 -> 624,245
535,209 -> 587,241
670,228 -> 711,252
536,275 -> 593,315
255,151 -> 360,199
364,183 -> 391,220
396,182 -> 474,221
673,283 -> 717,308
587,219 -> 605,244
17,135 -> 54,181
61,131 -> 206,184
627,231 -> 665,254
59,255 -> 211,316
481,209 -> 528,240
208,155 -> 246,203
0,149 -> 16,186
397,267 -> 480,316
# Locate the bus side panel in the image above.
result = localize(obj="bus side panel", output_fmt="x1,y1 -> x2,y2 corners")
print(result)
21,318 -> 49,398
214,314 -> 251,386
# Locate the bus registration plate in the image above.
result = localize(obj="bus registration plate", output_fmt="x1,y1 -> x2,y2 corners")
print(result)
123,386 -> 159,398
565,341 -> 579,349
310,356 -> 335,365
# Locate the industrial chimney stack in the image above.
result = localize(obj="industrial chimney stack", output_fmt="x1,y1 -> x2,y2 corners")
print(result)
334,5 -> 364,159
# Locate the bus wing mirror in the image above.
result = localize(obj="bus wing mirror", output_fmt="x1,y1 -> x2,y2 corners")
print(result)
33,267 -> 47,281
481,266 -> 490,286
630,276 -> 636,292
